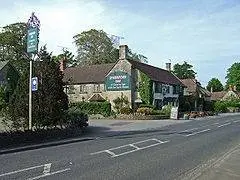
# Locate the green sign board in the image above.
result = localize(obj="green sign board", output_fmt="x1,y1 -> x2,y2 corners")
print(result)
27,27 -> 39,53
106,71 -> 131,91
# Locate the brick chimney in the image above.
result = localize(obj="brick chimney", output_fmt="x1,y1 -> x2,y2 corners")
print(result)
59,58 -> 66,72
166,62 -> 171,71
119,45 -> 128,60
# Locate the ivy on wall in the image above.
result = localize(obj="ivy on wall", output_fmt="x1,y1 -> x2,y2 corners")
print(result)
139,72 -> 153,105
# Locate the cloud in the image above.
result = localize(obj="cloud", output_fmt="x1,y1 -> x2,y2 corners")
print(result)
0,0 -> 121,55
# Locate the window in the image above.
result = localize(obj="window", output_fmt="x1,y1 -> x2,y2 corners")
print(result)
94,84 -> 101,92
173,85 -> 180,94
68,85 -> 75,94
79,85 -> 86,93
155,82 -> 162,93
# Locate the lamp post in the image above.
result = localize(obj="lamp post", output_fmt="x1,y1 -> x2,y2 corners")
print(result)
27,12 -> 40,130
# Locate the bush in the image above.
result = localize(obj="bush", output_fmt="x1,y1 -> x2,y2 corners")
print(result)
150,109 -> 166,115
66,107 -> 88,128
214,101 -> 227,113
160,105 -> 172,116
70,101 -> 111,117
139,104 -> 156,109
136,107 -> 153,115
120,106 -> 133,114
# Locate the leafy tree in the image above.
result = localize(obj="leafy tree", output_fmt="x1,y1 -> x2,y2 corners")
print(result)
206,78 -> 224,92
53,48 -> 76,67
172,61 -> 196,79
0,22 -> 29,73
128,49 -> 148,63
7,46 -> 68,130
73,29 -> 118,66
226,62 -> 240,91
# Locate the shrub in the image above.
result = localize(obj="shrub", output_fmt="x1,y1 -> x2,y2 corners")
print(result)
150,109 -> 166,115
66,107 -> 88,128
113,93 -> 129,113
120,106 -> 133,114
139,104 -> 156,109
70,101 -> 111,117
136,107 -> 153,115
214,101 -> 227,113
160,105 -> 172,116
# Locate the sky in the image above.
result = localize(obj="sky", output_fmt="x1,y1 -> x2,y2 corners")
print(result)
1,0 -> 240,86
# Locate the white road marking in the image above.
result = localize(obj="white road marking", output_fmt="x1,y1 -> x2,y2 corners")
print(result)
105,150 -> 116,156
233,120 -> 240,123
91,138 -> 169,157
181,128 -> 198,133
0,164 -> 44,177
43,163 -> 51,175
112,141 -> 169,158
218,122 -> 231,128
27,168 -> 70,180
185,129 -> 211,137
214,122 -> 219,125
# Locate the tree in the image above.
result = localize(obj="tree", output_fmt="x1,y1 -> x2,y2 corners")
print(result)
53,48 -> 76,67
226,62 -> 240,91
128,49 -> 148,63
0,22 -> 29,73
73,29 -> 119,66
206,78 -> 224,92
7,46 -> 69,130
172,61 -> 196,79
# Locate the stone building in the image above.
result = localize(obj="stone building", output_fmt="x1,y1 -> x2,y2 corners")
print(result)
62,45 -> 185,110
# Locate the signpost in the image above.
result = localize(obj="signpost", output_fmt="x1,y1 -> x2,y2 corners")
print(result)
27,12 -> 40,130
32,77 -> 38,91
170,107 -> 179,120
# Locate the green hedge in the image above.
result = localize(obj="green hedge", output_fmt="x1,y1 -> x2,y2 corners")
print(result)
70,101 -> 111,117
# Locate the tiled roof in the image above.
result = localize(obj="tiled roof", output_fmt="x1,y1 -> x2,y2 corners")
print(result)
127,60 -> 185,86
63,63 -> 116,84
0,61 -> 9,70
181,79 -> 197,93
210,91 -> 227,101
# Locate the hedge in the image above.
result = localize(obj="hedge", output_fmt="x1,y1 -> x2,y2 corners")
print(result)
70,101 -> 111,117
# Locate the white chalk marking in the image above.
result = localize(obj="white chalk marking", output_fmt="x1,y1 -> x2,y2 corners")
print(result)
27,168 -> 70,180
218,122 -> 231,128
186,129 -> 211,137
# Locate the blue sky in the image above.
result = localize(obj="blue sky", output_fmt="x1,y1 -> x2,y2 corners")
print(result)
1,0 -> 240,86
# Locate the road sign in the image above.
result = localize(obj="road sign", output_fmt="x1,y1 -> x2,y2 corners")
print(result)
170,107 -> 179,120
27,27 -> 39,53
32,77 -> 38,91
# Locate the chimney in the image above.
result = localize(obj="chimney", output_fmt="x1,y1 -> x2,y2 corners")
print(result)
119,45 -> 128,60
60,58 -> 66,72
166,62 -> 171,71
210,87 -> 213,93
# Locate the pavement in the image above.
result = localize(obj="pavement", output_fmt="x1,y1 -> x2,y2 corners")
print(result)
0,113 -> 239,180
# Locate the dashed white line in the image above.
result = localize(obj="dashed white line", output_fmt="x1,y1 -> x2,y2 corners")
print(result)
181,128 -> 198,132
233,120 -> 240,123
218,122 -> 231,128
185,129 -> 211,137
27,168 -> 70,180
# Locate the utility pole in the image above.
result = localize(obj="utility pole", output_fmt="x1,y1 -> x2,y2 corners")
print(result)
27,12 -> 40,130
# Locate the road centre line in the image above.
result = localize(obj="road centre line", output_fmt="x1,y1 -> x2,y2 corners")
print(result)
0,164 -> 45,177
218,122 -> 231,128
185,129 -> 211,137
27,168 -> 70,180
233,120 -> 240,123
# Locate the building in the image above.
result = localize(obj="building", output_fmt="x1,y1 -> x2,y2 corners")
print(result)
211,86 -> 240,101
62,45 -> 185,110
181,78 -> 211,111
0,61 -> 19,86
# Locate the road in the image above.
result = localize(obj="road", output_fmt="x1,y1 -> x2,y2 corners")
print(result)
0,114 -> 239,180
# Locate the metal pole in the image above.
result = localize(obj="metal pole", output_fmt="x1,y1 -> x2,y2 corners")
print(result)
29,57 -> 32,130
